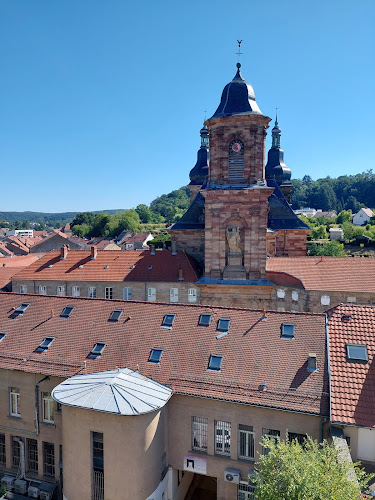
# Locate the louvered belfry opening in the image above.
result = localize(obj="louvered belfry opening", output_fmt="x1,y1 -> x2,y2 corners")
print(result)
228,140 -> 244,182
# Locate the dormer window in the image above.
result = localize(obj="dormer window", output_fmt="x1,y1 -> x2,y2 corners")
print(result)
148,348 -> 163,364
161,314 -> 176,329
89,342 -> 106,359
208,355 -> 223,372
109,310 -> 123,322
60,306 -> 74,318
281,323 -> 295,339
307,354 -> 318,372
36,337 -> 55,353
13,303 -> 30,316
198,314 -> 211,327
217,318 -> 230,333
346,344 -> 368,363
0,333 -> 5,341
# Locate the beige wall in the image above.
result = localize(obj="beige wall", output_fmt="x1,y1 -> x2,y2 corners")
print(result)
168,394 -> 322,500
62,405 -> 168,500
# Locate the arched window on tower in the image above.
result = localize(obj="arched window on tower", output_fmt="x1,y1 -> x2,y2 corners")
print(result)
228,140 -> 244,182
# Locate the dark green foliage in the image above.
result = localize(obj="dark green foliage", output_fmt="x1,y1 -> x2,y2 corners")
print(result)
308,240 -> 345,256
149,186 -> 189,222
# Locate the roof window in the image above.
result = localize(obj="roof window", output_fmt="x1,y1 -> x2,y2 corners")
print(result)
346,344 -> 368,363
307,354 -> 318,372
109,309 -> 123,322
148,265 -> 153,269
89,342 -> 106,359
208,354 -> 223,372
0,332 -> 5,341
198,314 -> 211,327
13,303 -> 30,316
36,337 -> 55,353
217,318 -> 230,332
161,314 -> 176,329
281,323 -> 295,339
148,348 -> 163,364
60,306 -> 74,318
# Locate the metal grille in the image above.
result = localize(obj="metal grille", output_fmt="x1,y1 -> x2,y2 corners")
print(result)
12,437 -> 20,468
27,439 -> 38,472
192,416 -> 208,452
215,420 -> 231,455
92,470 -> 104,500
238,424 -> 255,459
238,481 -> 255,500
43,442 -> 55,477
262,428 -> 280,455
288,432 -> 307,445
228,141 -> 244,182
0,433 -> 5,464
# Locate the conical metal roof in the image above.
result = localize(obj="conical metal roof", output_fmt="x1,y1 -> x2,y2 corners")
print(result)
52,367 -> 172,415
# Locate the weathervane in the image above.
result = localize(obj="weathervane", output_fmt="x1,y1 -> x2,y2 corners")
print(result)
236,40 -> 243,62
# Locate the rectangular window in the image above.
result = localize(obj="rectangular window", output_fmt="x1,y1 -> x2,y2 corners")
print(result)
43,442 -> 55,477
10,387 -> 20,417
56,286 -> 65,296
238,481 -> 255,500
262,428 -> 280,454
199,314 -> 211,327
88,286 -> 97,298
12,437 -> 20,468
27,438 -> 38,473
321,295 -> 330,306
148,288 -> 156,302
188,288 -> 197,303
72,286 -> 80,297
192,417 -> 208,452
19,285 -> 27,293
238,424 -> 255,460
215,420 -> 231,455
347,296 -> 357,304
288,432 -> 307,446
123,287 -> 132,300
39,286 -> 47,295
104,287 -> 113,299
42,393 -> 54,423
92,432 -> 104,500
170,288 -> 178,303
0,433 -> 5,465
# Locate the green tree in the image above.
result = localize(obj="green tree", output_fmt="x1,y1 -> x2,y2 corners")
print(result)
309,240 -> 345,256
71,212 -> 95,228
254,435 -> 373,500
311,225 -> 328,240
72,224 -> 90,237
135,204 -> 153,223
337,210 -> 352,224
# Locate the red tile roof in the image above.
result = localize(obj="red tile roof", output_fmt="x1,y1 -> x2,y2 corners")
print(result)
0,293 -> 328,415
0,255 -> 41,289
12,249 -> 201,283
328,304 -> 375,427
267,257 -> 375,293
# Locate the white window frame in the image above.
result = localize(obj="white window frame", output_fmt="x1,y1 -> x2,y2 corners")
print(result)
10,387 -> 20,417
123,287 -> 132,300
215,420 -> 231,455
56,286 -> 65,296
148,288 -> 156,302
238,481 -> 255,500
277,288 -> 285,299
192,416 -> 208,452
42,392 -> 54,423
292,291 -> 299,302
105,287 -> 113,299
19,285 -> 27,294
72,286 -> 80,297
262,428 -> 280,454
321,295 -> 330,306
39,285 -> 47,295
188,288 -> 197,303
88,286 -> 96,298
347,296 -> 357,304
238,424 -> 255,460
170,287 -> 178,303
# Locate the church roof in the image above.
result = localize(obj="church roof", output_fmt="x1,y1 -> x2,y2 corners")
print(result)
267,181 -> 311,231
210,63 -> 263,119
169,192 -> 205,230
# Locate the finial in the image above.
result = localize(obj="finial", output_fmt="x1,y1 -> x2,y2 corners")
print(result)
236,40 -> 243,63
275,107 -> 278,126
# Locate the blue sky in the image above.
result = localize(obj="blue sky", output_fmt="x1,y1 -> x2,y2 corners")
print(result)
1,0 -> 374,212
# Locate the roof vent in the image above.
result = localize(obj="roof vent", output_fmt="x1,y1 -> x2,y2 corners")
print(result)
261,308 -> 267,320
130,265 -> 135,269
104,265 -> 109,269
79,265 -> 83,269
48,264 -> 53,268
259,382 -> 267,391
148,265 -> 152,270
171,241 -> 177,255
150,245 -> 156,255
341,314 -> 352,322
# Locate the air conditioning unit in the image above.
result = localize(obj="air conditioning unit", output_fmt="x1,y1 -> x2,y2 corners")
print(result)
15,478 -> 28,494
28,480 -> 40,498
39,482 -> 56,500
224,468 -> 241,484
1,475 -> 15,491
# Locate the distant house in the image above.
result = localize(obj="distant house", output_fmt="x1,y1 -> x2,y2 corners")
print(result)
29,230 -> 86,253
294,207 -> 317,217
329,227 -> 343,240
87,237 -> 121,251
117,232 -> 154,250
314,210 -> 337,219
353,208 -> 373,226
6,229 -> 34,237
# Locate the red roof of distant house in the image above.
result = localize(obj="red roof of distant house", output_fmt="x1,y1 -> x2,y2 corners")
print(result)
12,249 -> 201,283
267,257 -> 375,293
124,232 -> 152,244
328,304 -> 375,427
0,292 -> 329,415
0,255 -> 41,289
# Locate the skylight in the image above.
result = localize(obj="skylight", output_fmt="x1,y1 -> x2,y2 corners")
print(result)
161,314 -> 176,329
346,344 -> 368,362
89,342 -> 106,359
36,337 -> 55,353
109,310 -> 123,322
208,355 -> 222,371
198,314 -> 211,327
0,333 -> 5,341
60,306 -> 74,318
13,303 -> 30,316
148,348 -> 163,364
281,323 -> 295,339
217,318 -> 230,332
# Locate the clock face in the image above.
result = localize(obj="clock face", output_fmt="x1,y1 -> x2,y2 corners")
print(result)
232,142 -> 242,153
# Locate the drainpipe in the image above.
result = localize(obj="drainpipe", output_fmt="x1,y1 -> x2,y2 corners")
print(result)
320,417 -> 327,443
35,375 -> 49,435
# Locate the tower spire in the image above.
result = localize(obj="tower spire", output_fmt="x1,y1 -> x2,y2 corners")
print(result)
235,40 -> 243,63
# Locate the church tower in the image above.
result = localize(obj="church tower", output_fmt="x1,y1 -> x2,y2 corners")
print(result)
188,125 -> 209,204
202,63 -> 274,280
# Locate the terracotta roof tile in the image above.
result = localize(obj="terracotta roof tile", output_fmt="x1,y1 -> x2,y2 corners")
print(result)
0,292 -> 329,415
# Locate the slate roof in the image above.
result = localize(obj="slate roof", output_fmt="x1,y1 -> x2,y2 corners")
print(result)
267,257 -> 375,293
170,192 -> 205,231
0,292 -> 328,415
12,249 -> 201,283
327,304 -> 375,427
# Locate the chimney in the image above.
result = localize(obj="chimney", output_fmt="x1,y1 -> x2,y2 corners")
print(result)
178,267 -> 184,281
261,307 -> 267,320
91,246 -> 98,260
60,245 -> 68,260
171,240 -> 177,255
150,245 -> 156,255
259,382 -> 267,391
